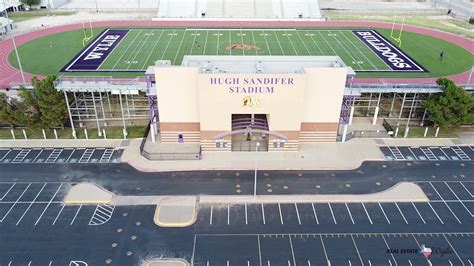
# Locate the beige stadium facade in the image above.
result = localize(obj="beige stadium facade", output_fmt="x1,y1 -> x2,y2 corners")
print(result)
153,56 -> 351,152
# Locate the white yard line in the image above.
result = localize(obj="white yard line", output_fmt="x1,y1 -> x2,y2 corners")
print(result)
141,29 -> 165,69
283,30 -> 299,55
339,30 -> 378,70
160,30 -> 177,60
251,30 -> 260,56
35,183 -> 63,225
203,30 -> 209,55
261,30 -> 272,55
294,30 -> 312,55
273,31 -> 285,54
111,29 -> 144,70
327,30 -> 361,69
16,183 -> 48,225
172,30 -> 188,65
305,30 -> 324,54
126,29 -> 157,70
189,29 -> 198,55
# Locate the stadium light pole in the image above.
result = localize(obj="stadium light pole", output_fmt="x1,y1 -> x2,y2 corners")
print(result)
2,0 -> 26,84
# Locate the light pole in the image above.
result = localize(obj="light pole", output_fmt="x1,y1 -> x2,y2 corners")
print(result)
253,142 -> 260,197
2,0 -> 26,84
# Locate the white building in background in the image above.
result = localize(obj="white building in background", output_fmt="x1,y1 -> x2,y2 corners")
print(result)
0,17 -> 15,35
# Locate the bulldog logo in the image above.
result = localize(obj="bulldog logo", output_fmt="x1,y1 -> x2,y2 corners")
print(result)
227,44 -> 261,51
242,96 -> 261,108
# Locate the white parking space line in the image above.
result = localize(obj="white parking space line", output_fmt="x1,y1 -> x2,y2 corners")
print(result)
0,149 -> 12,161
328,203 -> 337,224
45,148 -> 63,163
444,182 -> 474,217
0,183 -> 15,200
452,146 -> 470,160
421,147 -> 437,160
12,149 -> 31,163
427,202 -> 444,224
209,205 -> 213,225
362,203 -> 373,224
440,148 -> 451,160
443,235 -> 466,266
345,203 -> 355,224
394,203 -> 409,224
65,149 -> 75,163
407,147 -> 418,160
351,236 -> 364,266
320,237 -> 330,266
408,259 -> 412,266
389,147 -> 405,160
468,259 -> 473,266
311,203 -> 319,224
16,183 -> 48,225
294,203 -> 301,225
411,203 -> 426,224
52,204 -> 65,225
413,236 -> 432,266
429,182 -> 462,224
257,235 -> 263,266
382,235 -> 398,266
460,182 -> 474,197
35,183 -> 63,225
378,202 -> 391,224
70,204 -> 82,225
227,204 -> 230,225
100,148 -> 114,163
245,203 -> 248,225
32,149 -> 44,162
278,203 -> 284,225
289,236 -> 297,266
79,148 -> 94,163
261,203 -> 266,225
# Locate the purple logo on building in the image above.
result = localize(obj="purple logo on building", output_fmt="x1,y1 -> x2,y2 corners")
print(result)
62,29 -> 129,72
352,30 -> 426,72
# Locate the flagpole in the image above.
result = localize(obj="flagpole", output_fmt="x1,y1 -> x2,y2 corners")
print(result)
2,0 -> 26,84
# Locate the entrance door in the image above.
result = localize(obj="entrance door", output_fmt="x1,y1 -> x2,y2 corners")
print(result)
231,114 -> 269,152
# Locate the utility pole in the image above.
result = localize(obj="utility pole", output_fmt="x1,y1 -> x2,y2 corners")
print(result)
2,0 -> 26,84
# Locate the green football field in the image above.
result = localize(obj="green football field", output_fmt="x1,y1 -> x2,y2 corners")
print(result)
98,28 -> 391,72
9,27 -> 473,78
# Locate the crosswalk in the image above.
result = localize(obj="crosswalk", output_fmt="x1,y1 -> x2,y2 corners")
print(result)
420,147 -> 437,160
388,147 -> 404,160
381,146 -> 473,161
0,148 -> 122,164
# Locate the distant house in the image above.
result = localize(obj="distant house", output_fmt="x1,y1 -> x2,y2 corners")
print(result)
0,17 -> 15,35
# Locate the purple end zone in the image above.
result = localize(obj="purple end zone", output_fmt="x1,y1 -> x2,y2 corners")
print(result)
61,29 -> 129,72
352,30 -> 427,72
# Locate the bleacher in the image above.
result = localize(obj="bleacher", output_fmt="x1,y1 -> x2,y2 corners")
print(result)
156,0 -> 322,19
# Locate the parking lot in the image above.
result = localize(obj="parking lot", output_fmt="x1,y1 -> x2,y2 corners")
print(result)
0,182 -> 115,227
195,181 -> 473,231
0,147 -> 123,164
380,146 -> 474,161
192,232 -> 473,266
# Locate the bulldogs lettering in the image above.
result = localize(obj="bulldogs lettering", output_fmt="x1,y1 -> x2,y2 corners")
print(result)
352,30 -> 425,72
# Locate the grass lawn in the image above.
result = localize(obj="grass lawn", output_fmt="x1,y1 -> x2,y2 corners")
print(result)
0,126 -> 147,140
8,11 -> 75,23
392,125 -> 459,138
8,26 -> 473,79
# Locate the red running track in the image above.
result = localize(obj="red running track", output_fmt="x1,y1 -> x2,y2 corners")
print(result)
0,20 -> 473,88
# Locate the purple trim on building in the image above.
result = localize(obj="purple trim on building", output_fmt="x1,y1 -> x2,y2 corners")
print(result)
61,29 -> 129,72
352,30 -> 427,73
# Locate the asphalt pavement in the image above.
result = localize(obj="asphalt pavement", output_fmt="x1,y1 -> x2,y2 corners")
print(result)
0,160 -> 472,266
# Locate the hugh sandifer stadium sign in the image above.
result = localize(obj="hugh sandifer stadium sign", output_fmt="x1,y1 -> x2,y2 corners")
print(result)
210,77 -> 296,93
352,30 -> 426,72
62,29 -> 129,72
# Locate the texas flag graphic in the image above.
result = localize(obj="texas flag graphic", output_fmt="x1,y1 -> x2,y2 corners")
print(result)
419,244 -> 432,259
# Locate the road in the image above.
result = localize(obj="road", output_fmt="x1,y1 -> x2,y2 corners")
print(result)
0,160 -> 472,266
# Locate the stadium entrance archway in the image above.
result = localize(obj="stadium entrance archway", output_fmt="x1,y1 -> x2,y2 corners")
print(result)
231,114 -> 269,152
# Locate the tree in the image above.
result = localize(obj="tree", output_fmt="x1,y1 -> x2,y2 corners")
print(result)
11,86 -> 41,128
0,92 -> 16,128
20,0 -> 40,9
424,78 -> 474,129
33,76 -> 68,129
